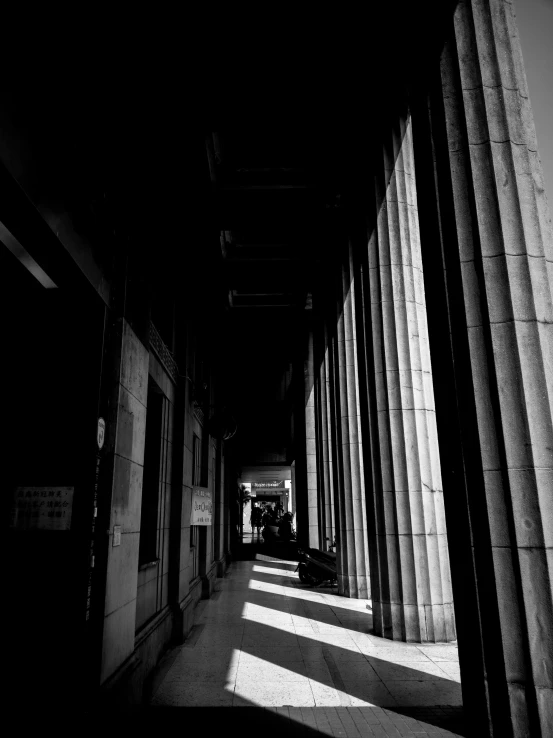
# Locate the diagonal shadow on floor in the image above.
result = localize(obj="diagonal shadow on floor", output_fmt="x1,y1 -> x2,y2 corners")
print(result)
147,556 -> 465,736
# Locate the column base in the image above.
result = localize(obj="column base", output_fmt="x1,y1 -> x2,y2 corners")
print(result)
338,574 -> 369,599
372,600 -> 456,643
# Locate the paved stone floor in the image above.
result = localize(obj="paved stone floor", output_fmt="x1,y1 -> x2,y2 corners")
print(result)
150,555 -> 465,736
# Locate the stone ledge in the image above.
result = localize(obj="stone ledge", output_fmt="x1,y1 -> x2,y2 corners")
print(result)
99,650 -> 142,707
202,560 -> 219,599
134,604 -> 172,650
173,578 -> 203,645
216,553 -> 229,578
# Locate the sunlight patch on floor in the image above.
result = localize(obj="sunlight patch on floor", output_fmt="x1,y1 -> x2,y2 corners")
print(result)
248,578 -> 344,604
151,559 -> 462,717
225,648 -> 242,687
247,579 -> 287,594
254,553 -> 298,563
242,602 -> 293,622
252,564 -> 299,577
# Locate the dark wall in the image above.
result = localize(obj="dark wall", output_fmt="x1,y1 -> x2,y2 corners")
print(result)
4,245 -> 105,708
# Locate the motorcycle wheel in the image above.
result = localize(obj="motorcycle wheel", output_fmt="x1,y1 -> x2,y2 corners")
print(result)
298,563 -> 323,587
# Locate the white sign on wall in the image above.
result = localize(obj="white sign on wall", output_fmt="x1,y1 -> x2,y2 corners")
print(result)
190,487 -> 212,526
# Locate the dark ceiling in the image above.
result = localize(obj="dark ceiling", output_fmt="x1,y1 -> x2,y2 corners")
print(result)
2,2 -> 455,468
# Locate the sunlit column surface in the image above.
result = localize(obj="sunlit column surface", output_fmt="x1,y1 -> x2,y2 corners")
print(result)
365,113 -> 455,643
305,326 -> 320,548
332,240 -> 370,598
435,0 -> 553,734
319,321 -> 335,549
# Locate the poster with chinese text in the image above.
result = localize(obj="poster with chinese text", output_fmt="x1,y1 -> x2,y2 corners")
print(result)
10,487 -> 74,531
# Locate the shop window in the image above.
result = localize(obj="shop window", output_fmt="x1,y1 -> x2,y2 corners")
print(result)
139,380 -> 164,566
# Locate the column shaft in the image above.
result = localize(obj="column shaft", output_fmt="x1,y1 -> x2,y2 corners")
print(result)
320,321 -> 335,549
327,323 -> 345,569
305,325 -> 320,548
333,239 -> 370,598
425,1 -> 553,734
364,112 -> 455,642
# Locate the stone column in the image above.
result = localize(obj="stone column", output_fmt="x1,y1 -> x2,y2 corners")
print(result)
429,1 -> 553,734
313,326 -> 326,544
290,461 -> 296,522
305,322 -> 320,548
326,322 -> 345,565
293,319 -> 310,544
332,239 -> 370,598
101,318 -> 149,682
213,439 -> 225,576
319,321 -> 335,550
363,113 -> 455,642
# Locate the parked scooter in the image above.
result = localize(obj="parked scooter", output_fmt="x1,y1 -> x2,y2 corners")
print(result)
295,545 -> 337,587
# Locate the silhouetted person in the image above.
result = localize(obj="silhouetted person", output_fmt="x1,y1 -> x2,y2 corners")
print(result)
250,504 -> 262,538
278,512 -> 293,542
262,507 -> 273,527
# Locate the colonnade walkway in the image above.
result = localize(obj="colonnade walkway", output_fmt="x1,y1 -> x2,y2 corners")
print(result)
149,554 -> 466,736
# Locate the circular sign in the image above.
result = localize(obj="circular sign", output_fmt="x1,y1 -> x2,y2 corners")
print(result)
97,417 -> 106,450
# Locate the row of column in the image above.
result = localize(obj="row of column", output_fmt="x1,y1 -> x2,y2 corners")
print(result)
307,115 -> 454,639
426,1 -> 553,735
302,1 -> 552,735
367,114 -> 455,643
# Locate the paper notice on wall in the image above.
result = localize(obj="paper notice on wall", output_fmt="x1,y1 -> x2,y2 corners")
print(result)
10,487 -> 74,531
191,487 -> 212,526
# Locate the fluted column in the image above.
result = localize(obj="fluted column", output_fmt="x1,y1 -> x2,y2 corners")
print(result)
430,1 -> 553,734
365,113 -> 455,642
305,324 -> 320,548
320,322 -> 335,550
313,316 -> 332,550
333,240 -> 370,598
326,323 -> 345,569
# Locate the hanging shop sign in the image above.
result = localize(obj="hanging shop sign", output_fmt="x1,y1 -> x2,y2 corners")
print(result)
191,487 -> 212,526
252,481 -> 285,489
10,486 -> 74,531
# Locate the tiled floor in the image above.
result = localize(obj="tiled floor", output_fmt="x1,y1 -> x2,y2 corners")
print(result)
151,555 -> 465,736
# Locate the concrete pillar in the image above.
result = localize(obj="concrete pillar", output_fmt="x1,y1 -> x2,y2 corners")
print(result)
319,321 -> 335,550
332,239 -> 370,598
313,334 -> 325,543
365,113 -> 455,642
326,325 -> 344,560
290,461 -> 296,520
305,324 -> 320,548
101,318 -> 149,682
213,439 -> 225,576
293,322 -> 310,544
428,2 -> 553,734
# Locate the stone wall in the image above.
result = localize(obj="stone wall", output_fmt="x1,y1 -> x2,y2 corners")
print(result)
101,319 -> 149,683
